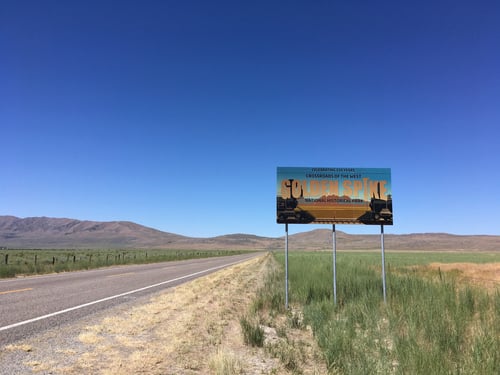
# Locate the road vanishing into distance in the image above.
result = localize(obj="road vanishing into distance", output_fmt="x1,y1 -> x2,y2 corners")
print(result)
0,252 -> 261,346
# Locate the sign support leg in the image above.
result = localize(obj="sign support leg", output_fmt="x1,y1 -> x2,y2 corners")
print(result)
332,224 -> 337,305
381,225 -> 387,303
285,223 -> 289,309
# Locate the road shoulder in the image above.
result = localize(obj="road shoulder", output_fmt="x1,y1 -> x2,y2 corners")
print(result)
1,253 -> 325,374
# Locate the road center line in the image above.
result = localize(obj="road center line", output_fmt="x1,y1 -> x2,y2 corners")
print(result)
0,288 -> 33,296
0,259 -> 243,332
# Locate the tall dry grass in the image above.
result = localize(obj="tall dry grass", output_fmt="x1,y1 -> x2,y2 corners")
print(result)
260,251 -> 500,374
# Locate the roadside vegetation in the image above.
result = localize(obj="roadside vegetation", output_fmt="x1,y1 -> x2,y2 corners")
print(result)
245,251 -> 500,374
0,248 -> 249,278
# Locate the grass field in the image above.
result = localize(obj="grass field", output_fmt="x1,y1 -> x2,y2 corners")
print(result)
0,248 -> 249,278
254,250 -> 500,374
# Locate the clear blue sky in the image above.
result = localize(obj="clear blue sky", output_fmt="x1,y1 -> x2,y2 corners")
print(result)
2,0 -> 499,238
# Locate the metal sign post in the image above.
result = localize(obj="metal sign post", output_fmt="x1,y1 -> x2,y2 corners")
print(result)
381,224 -> 387,303
332,224 -> 337,305
285,223 -> 289,309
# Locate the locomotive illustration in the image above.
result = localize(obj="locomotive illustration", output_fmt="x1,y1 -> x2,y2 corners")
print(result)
366,182 -> 393,224
276,179 -> 315,223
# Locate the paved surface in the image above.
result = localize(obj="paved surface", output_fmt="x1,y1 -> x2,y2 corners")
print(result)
0,253 -> 260,346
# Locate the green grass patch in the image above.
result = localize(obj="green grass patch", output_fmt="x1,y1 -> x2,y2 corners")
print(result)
240,316 -> 264,347
257,251 -> 500,374
0,249 -> 250,278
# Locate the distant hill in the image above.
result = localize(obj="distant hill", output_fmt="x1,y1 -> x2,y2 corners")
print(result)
289,229 -> 500,251
0,216 -> 499,251
0,216 -> 280,250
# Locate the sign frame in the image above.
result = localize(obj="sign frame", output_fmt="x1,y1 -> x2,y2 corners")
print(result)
277,167 -> 393,225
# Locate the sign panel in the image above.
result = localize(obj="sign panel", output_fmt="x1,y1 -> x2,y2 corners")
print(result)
277,167 -> 393,225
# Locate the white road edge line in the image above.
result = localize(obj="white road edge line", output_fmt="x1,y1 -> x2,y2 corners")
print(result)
0,259 -> 243,332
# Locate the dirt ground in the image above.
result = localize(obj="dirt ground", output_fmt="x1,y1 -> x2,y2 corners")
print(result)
426,262 -> 500,292
2,253 -> 326,375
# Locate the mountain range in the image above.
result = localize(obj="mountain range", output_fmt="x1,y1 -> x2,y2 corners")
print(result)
1,216 -> 499,251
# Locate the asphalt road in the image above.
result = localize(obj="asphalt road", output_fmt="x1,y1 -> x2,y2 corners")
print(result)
0,252 -> 260,346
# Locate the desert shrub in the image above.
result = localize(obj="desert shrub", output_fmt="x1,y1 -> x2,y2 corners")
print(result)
240,316 -> 264,347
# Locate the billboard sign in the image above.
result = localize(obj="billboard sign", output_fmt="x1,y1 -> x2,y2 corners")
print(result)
277,167 -> 393,225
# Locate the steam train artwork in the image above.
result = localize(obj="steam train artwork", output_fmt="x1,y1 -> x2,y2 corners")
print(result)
276,179 -> 316,223
364,182 -> 393,224
277,179 -> 393,225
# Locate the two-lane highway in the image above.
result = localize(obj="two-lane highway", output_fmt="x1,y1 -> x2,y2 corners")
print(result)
0,252 -> 261,345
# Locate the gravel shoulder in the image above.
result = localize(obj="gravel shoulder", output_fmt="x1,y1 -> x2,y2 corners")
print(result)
0,253 -> 326,374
